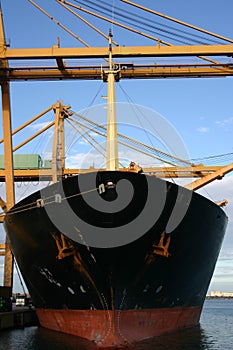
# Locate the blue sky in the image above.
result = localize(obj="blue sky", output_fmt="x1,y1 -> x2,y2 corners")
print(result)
0,0 -> 233,292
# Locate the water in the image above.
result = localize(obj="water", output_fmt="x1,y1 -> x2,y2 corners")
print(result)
0,300 -> 233,350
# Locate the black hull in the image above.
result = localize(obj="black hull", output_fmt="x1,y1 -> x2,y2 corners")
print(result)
4,171 -> 228,346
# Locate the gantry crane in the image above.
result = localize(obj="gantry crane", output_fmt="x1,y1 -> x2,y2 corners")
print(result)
0,0 -> 233,289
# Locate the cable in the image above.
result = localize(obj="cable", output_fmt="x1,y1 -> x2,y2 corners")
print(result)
2,186 -> 98,219
98,0 -> 222,44
70,110 -> 191,166
86,82 -> 105,109
72,0 -> 222,45
66,118 -> 106,158
118,83 -> 155,149
73,0 -> 193,44
191,152 -> 233,165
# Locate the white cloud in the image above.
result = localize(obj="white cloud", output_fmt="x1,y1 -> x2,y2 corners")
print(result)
219,250 -> 233,261
65,145 -> 164,170
215,117 -> 233,127
197,127 -> 210,133
66,152 -> 105,169
28,121 -> 52,131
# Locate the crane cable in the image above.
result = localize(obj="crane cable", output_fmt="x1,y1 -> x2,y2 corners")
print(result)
72,0 -> 224,45
69,110 -> 192,166
0,187 -> 98,220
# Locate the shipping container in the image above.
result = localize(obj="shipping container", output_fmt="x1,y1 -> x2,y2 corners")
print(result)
0,154 -> 42,169
43,159 -> 52,169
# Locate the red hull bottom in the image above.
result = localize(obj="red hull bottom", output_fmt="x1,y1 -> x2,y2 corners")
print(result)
36,307 -> 202,348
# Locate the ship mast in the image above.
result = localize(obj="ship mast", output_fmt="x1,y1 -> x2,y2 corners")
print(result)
105,31 -> 119,171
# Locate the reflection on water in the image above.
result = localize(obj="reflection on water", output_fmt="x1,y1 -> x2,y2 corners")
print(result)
0,327 -> 96,350
0,325 -> 219,350
133,326 -> 214,350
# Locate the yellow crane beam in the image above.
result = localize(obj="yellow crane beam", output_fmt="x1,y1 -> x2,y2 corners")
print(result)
1,44 -> 233,61
1,64 -> 233,81
0,165 -> 228,182
0,7 -> 14,289
185,163 -> 233,190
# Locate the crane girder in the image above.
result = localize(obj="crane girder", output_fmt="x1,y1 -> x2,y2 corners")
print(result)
185,163 -> 233,191
0,64 -> 233,81
0,44 -> 232,81
0,165 -> 229,182
1,44 -> 233,60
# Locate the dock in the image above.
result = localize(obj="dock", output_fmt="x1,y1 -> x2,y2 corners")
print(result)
0,308 -> 38,330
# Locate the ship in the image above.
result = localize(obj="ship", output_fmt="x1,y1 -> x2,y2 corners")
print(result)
4,169 -> 228,348
2,4 -> 232,349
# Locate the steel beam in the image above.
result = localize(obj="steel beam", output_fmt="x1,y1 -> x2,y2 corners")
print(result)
1,82 -> 15,288
0,165 -> 226,182
185,163 -> 233,190
1,44 -> 233,61
0,65 -> 233,81
0,6 -> 15,289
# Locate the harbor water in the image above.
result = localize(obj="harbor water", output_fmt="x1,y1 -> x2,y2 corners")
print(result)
0,299 -> 233,350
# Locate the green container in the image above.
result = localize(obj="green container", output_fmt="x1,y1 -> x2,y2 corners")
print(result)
0,155 -> 4,169
43,159 -> 52,169
0,154 -> 42,169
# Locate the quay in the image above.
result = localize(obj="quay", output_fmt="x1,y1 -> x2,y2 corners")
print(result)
0,308 -> 38,331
